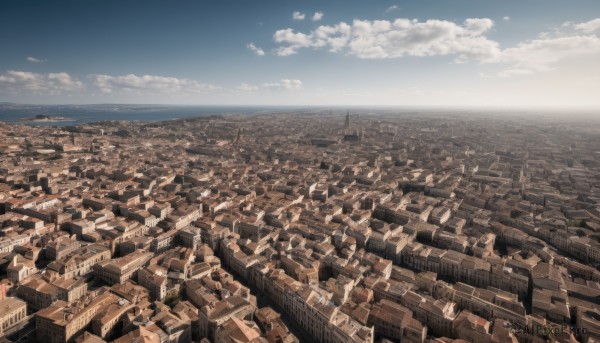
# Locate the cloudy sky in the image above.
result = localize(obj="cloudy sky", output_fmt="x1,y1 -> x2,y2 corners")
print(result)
1,0 -> 600,107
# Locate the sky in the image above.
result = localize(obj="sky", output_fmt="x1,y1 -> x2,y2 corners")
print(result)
1,0 -> 600,108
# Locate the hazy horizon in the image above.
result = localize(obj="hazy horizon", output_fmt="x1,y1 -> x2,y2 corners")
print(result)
2,102 -> 600,112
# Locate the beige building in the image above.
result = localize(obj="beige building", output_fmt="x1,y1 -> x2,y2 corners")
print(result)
46,236 -> 82,260
69,219 -> 96,238
112,327 -> 160,343
0,297 -> 27,336
35,291 -> 121,343
18,274 -> 87,311
93,250 -> 153,285
452,310 -> 491,342
214,317 -> 263,343
47,244 -> 111,279
198,296 -> 256,341
150,228 -> 179,253
576,306 -> 600,342
254,307 -> 298,343
7,254 -> 37,283
368,299 -> 426,343
280,255 -> 319,285
152,309 -> 193,343
137,266 -> 168,301
90,298 -> 135,340
433,281 -> 526,327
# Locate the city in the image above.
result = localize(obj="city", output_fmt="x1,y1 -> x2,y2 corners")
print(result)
2,0 -> 600,342
0,110 -> 599,342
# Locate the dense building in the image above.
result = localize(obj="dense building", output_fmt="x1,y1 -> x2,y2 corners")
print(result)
1,111 -> 600,342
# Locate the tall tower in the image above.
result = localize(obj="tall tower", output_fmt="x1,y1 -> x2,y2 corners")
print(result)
345,111 -> 350,130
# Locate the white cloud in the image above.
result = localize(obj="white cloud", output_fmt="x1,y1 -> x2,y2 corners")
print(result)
26,56 -> 46,63
237,83 -> 260,92
0,70 -> 82,94
312,11 -> 324,21
92,74 -> 220,94
496,68 -> 535,78
273,18 -> 500,60
0,71 -> 300,97
499,35 -> 600,65
503,16 -> 511,21
385,5 -> 399,13
237,79 -> 302,92
561,21 -> 574,28
246,42 -> 265,56
292,11 -> 305,21
574,18 -> 600,33
272,16 -> 600,78
490,32 -> 600,77
279,79 -> 302,90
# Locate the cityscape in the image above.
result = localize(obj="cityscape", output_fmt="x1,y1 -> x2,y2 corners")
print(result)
1,1 -> 600,343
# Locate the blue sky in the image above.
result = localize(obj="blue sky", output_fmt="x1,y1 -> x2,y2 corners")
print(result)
1,0 -> 600,107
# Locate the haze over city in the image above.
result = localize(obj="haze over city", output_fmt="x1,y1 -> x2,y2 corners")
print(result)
1,0 -> 600,107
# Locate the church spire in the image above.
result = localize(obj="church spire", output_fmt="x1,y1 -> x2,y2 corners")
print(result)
345,110 -> 350,130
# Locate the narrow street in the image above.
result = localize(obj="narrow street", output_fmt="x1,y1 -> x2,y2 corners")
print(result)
217,262 -> 314,343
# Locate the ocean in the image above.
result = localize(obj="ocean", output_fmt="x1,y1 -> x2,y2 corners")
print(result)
0,104 -> 290,126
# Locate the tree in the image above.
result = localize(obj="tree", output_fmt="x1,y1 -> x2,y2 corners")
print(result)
164,294 -> 179,308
